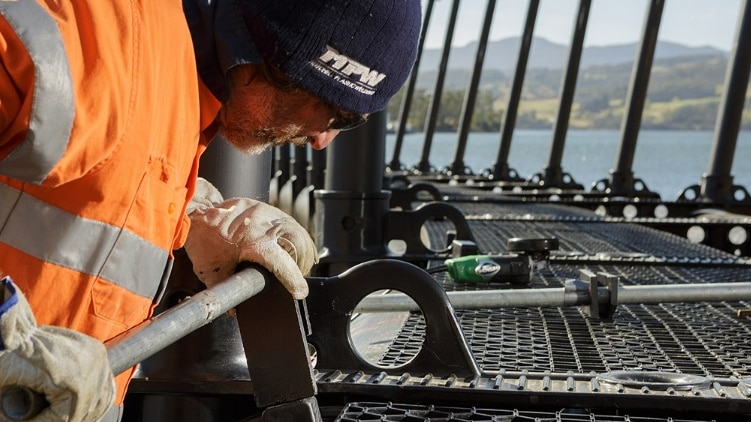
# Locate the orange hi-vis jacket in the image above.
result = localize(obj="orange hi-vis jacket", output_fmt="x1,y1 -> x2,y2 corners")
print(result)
0,0 -> 222,406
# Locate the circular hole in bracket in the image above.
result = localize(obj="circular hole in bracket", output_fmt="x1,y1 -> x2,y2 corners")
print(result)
348,290 -> 425,370
419,219 -> 456,253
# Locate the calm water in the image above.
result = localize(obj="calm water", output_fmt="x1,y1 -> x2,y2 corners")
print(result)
386,129 -> 751,200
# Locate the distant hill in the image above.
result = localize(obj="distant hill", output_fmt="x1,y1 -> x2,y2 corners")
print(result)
388,50 -> 747,132
417,36 -> 727,74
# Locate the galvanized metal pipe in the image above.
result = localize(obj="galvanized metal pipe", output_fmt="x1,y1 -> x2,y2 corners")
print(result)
353,282 -> 751,313
106,267 -> 268,374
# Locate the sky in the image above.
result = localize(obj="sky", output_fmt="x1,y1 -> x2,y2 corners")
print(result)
423,0 -> 743,51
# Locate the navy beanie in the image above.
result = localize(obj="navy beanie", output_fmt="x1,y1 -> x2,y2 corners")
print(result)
242,0 -> 422,115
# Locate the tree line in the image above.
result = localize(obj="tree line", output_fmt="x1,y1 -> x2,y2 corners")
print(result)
387,55 -> 751,133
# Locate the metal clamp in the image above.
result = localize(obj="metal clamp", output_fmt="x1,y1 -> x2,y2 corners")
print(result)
578,269 -> 620,320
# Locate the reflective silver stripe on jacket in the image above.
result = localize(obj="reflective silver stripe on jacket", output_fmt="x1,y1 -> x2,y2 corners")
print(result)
0,184 -> 169,300
0,1 -> 74,183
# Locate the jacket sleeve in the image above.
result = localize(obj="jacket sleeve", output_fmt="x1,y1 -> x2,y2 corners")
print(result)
0,15 -> 34,163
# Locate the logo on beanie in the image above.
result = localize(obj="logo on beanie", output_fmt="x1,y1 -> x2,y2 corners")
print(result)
310,46 -> 386,96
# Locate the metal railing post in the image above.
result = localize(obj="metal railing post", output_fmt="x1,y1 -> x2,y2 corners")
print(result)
388,0 -> 435,172
415,0 -> 461,173
490,0 -> 539,181
532,0 -> 591,189
697,0 -> 751,204
595,0 -> 664,198
448,0 -> 497,176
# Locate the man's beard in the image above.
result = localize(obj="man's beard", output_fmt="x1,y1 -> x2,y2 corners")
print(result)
220,121 -> 310,155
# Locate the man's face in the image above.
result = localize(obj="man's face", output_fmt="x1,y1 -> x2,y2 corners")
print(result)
218,64 -> 342,154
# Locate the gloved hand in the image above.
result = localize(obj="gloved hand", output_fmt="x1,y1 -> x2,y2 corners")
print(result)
0,276 -> 114,421
184,178 -> 318,299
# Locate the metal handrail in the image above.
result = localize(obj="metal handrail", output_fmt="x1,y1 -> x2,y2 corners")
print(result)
354,281 -> 751,312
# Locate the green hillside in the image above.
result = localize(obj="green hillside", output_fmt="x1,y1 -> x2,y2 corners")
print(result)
388,55 -> 751,132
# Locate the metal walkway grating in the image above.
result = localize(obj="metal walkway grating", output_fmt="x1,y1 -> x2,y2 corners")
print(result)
374,300 -> 751,378
334,402 -> 720,422
326,186 -> 751,420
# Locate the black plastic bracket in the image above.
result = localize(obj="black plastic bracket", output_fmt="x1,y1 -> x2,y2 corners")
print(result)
386,202 -> 477,257
389,182 -> 443,210
235,269 -> 318,409
306,259 -> 481,378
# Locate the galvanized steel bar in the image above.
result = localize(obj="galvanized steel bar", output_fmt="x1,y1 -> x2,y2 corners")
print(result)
449,0 -> 497,175
353,282 -> 751,313
106,267 -> 268,375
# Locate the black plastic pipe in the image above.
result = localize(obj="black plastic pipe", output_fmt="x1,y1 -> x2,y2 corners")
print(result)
389,0 -> 435,172
315,112 -> 391,275
416,0 -> 461,173
491,0 -> 540,180
538,0 -> 591,188
448,0 -> 497,175
606,0 -> 664,196
700,0 -> 751,203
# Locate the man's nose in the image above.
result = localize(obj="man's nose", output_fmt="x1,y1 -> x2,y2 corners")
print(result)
308,130 -> 339,150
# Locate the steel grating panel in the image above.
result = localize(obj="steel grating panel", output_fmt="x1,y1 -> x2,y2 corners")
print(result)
366,257 -> 751,374
370,300 -> 751,378
423,218 -> 742,263
446,201 -> 605,219
334,402 -> 719,422
334,186 -> 751,420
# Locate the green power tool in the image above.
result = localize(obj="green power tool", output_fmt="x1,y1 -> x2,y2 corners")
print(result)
444,254 -> 531,284
436,238 -> 559,285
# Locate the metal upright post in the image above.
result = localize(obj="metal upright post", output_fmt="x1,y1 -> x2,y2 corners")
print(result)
448,0 -> 497,176
278,145 -> 309,214
200,140 -> 272,202
597,0 -> 664,198
491,0 -> 539,181
415,0 -> 461,173
534,0 -> 590,189
270,144 -> 291,205
698,0 -> 751,204
388,0 -> 434,172
314,111 -> 391,276
309,149 -> 326,190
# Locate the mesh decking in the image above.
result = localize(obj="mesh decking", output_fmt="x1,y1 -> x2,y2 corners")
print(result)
331,187 -> 751,421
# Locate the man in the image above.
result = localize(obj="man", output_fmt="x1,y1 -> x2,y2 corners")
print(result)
0,0 -> 421,420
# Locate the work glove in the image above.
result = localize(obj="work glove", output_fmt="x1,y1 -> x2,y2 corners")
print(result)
0,276 -> 114,422
184,178 -> 318,299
